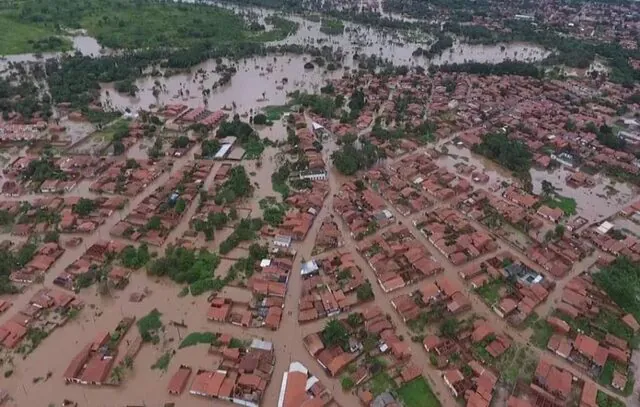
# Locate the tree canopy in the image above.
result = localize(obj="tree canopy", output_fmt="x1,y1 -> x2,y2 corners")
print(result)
321,319 -> 349,350
332,136 -> 385,176
473,132 -> 532,176
593,257 -> 640,320
214,166 -> 253,204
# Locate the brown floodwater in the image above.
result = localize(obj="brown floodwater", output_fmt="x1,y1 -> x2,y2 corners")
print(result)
438,143 -> 636,223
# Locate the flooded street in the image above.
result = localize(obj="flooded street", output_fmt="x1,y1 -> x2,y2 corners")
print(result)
0,1 -> 626,406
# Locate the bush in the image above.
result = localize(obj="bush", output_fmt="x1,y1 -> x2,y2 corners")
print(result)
356,282 -> 374,301
253,113 -> 268,125
137,309 -> 163,343
341,376 -> 355,391
179,332 -> 218,348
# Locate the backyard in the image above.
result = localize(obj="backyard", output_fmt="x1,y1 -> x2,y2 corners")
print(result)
397,377 -> 441,407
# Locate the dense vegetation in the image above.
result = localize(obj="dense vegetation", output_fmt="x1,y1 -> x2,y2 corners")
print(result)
435,60 -> 544,78
290,91 -> 338,118
20,156 -> 67,184
219,218 -> 263,255
214,166 -> 253,204
320,18 -> 344,35
137,308 -> 163,343
473,133 -> 532,177
0,14 -> 71,55
594,257 -> 640,320
147,246 -> 222,295
119,244 -> 151,269
16,0 -> 297,49
216,115 -> 264,158
0,243 -> 37,294
332,134 -> 386,176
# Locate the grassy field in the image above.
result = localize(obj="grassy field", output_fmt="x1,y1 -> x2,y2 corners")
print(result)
530,319 -> 554,348
262,105 -> 291,121
596,391 -> 625,407
0,14 -> 71,55
320,18 -> 345,35
368,372 -> 396,396
83,5 -> 250,49
543,194 -> 577,216
474,279 -> 504,306
9,0 -> 298,51
397,377 -> 441,407
179,331 -> 217,349
91,118 -> 129,142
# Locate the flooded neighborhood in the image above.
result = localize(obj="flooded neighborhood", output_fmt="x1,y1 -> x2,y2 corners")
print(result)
0,0 -> 639,407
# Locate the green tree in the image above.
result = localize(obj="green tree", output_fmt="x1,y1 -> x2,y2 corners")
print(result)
43,231 -> 59,243
201,139 -> 221,157
356,282 -> 374,301
253,113 -> 267,125
439,318 -> 459,338
321,319 -> 349,350
541,180 -> 555,196
346,313 -> 363,328
341,376 -> 355,391
172,135 -> 190,149
146,216 -> 162,230
175,198 -> 186,214
72,198 -> 96,216
113,140 -> 125,155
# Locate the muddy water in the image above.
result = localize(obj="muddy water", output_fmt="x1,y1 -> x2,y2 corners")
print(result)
209,1 -> 549,69
0,35 -> 109,65
530,167 -> 635,223
100,55 -> 342,114
439,143 -> 635,223
430,41 -> 549,65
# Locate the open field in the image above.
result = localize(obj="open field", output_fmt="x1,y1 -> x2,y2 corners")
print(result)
0,13 -> 71,55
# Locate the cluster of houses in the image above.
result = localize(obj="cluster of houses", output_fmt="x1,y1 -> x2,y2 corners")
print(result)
457,189 -> 544,241
459,253 -> 554,326
7,196 -> 126,236
10,242 -> 65,284
171,337 -> 274,407
290,113 -> 328,176
364,166 -> 433,216
161,104 -> 228,131
277,182 -> 329,242
582,220 -> 640,263
414,208 -> 497,265
303,305 -> 417,389
54,240 -> 130,291
13,156 -> 140,194
0,287 -> 82,349
277,361 -> 333,407
312,217 -> 343,254
207,255 -> 292,331
390,152 -> 474,202
88,159 -> 164,197
298,251 -> 370,323
540,274 -> 635,390
333,182 -> 394,241
423,318 -> 510,407
63,317 -> 136,386
391,276 -> 471,324
260,182 -> 329,247
527,233 -> 592,277
111,160 -> 214,246
505,357 -> 605,407
356,225 -> 443,293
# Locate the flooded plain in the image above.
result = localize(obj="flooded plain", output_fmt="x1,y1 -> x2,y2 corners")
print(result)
439,143 -> 636,223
